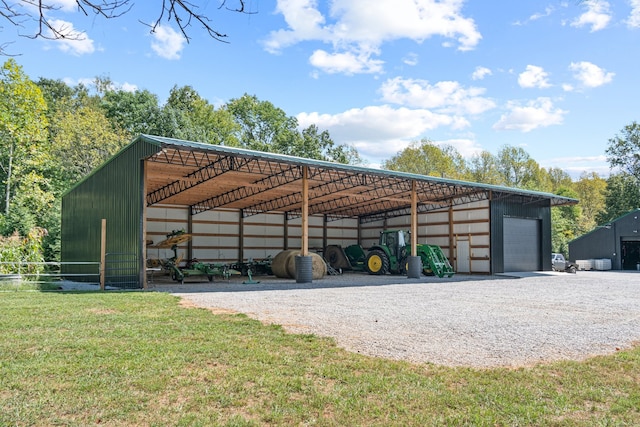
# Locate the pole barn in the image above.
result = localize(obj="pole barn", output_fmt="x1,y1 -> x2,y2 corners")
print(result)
61,135 -> 577,288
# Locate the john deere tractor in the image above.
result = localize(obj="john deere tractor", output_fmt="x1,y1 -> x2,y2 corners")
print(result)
365,230 -> 455,278
364,229 -> 409,275
324,230 -> 454,278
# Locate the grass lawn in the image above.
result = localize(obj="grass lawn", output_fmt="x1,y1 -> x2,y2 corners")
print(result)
1,291 -> 639,426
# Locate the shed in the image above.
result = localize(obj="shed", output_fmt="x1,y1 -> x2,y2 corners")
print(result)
61,135 -> 577,288
569,209 -> 640,270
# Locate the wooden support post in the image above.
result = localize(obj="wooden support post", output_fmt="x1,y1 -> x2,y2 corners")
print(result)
448,203 -> 454,260
239,209 -> 244,263
187,207 -> 193,261
100,218 -> 106,291
411,180 -> 418,252
301,166 -> 309,256
322,214 -> 328,253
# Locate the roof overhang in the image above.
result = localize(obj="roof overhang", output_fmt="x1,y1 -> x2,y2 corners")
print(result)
140,135 -> 578,223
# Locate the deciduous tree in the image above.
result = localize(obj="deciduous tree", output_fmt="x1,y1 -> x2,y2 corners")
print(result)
605,121 -> 640,179
596,172 -> 640,224
496,145 -> 541,189
383,139 -> 467,179
573,171 -> 606,233
466,150 -> 501,185
0,59 -> 48,216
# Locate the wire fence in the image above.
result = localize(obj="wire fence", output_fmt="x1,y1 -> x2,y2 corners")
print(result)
0,261 -> 100,290
0,254 -> 142,290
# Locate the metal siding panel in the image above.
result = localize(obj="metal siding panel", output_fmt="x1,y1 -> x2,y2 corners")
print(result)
503,218 -> 540,271
491,198 -> 552,273
61,139 -> 160,287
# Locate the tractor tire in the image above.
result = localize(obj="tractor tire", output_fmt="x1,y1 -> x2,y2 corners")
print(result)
567,265 -> 577,274
365,250 -> 389,275
399,256 -> 408,275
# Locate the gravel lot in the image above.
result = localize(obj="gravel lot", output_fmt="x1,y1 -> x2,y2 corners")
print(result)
163,271 -> 640,368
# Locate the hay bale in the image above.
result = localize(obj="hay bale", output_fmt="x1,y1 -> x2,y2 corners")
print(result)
271,250 -> 299,278
286,252 -> 327,280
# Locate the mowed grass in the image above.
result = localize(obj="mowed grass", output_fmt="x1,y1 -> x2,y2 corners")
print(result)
1,292 -> 639,426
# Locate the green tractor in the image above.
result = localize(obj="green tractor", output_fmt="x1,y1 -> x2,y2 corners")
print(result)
365,230 -> 455,278
364,229 -> 409,275
324,230 -> 454,278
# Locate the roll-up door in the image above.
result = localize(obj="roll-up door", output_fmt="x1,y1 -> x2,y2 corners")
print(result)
503,217 -> 540,271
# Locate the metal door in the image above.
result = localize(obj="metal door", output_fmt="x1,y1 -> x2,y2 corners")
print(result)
503,218 -> 540,272
456,239 -> 470,273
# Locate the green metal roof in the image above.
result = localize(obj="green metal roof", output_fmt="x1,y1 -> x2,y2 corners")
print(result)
140,135 -> 578,220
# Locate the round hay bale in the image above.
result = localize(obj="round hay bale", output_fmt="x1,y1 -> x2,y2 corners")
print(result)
286,252 -> 327,280
271,250 -> 299,278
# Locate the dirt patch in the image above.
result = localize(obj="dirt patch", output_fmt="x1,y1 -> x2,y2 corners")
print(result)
179,298 -> 239,315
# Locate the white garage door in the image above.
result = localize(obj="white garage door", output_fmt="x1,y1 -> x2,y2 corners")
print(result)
503,217 -> 540,272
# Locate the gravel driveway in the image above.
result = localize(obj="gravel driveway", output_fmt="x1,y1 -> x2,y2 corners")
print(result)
165,271 -> 640,368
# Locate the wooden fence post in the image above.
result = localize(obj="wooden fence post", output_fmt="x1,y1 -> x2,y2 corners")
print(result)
100,219 -> 106,290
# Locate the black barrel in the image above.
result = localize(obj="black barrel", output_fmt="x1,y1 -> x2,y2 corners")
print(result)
407,256 -> 422,279
295,255 -> 313,283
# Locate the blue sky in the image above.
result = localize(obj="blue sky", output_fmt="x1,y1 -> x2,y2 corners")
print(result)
6,0 -> 640,178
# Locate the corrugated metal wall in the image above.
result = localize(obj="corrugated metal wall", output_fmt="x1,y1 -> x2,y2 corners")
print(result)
568,209 -> 640,269
146,200 -> 493,274
61,139 -> 159,287
490,196 -> 552,273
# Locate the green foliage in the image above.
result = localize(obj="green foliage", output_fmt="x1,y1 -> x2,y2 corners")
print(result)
162,85 -> 241,146
101,88 -> 162,138
573,172 -> 607,233
467,150 -> 502,185
551,187 -> 582,253
50,102 -> 129,185
3,57 -> 633,267
596,172 -> 640,224
606,121 -> 640,179
0,227 -> 46,274
0,59 -> 49,216
383,139 -> 467,179
227,93 -> 301,153
496,145 -> 542,189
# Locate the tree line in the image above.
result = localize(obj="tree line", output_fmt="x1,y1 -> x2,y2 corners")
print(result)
1,58 -> 639,263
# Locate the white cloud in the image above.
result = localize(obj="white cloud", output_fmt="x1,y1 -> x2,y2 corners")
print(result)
61,77 -> 138,93
264,0 -> 481,74
471,66 -> 492,80
513,6 -> 555,25
434,138 -> 483,158
570,0 -> 612,32
379,77 -> 496,115
151,25 -> 186,60
628,0 -> 640,28
46,19 -> 95,55
309,49 -> 384,74
529,6 -> 555,21
403,52 -> 419,66
297,105 -> 468,162
518,65 -> 551,89
541,155 -> 610,179
492,97 -> 567,132
569,61 -> 614,88
119,82 -> 139,92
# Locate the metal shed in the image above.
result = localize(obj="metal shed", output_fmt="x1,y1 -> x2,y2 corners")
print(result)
61,134 -> 577,288
569,209 -> 640,270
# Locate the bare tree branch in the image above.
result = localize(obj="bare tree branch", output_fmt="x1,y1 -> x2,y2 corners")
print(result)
0,0 -> 252,55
